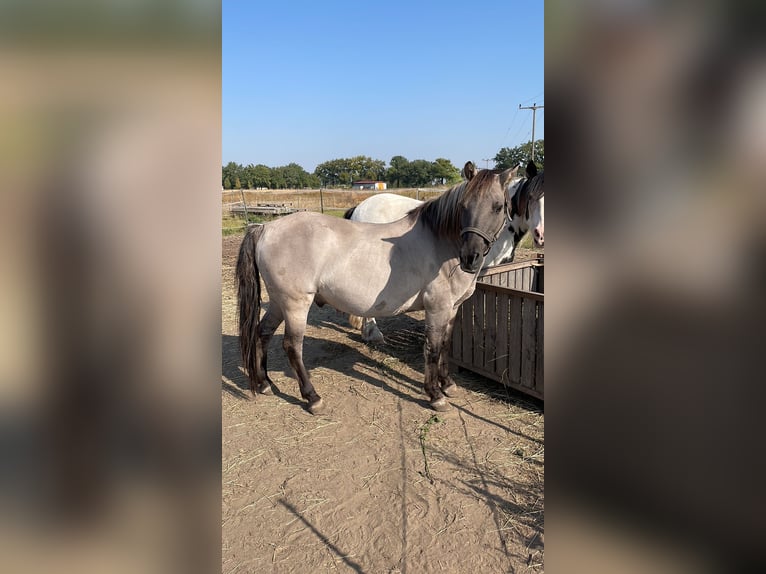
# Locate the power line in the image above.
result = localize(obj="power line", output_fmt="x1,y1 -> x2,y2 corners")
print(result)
520,90 -> 544,106
498,107 -> 519,149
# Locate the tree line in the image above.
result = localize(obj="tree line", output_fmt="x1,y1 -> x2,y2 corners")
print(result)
222,140 -> 544,190
493,140 -> 544,170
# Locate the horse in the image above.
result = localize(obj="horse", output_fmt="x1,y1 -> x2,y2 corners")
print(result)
237,162 -> 517,414
343,160 -> 545,342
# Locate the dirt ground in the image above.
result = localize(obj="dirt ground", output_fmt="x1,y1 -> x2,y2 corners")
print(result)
222,232 -> 544,573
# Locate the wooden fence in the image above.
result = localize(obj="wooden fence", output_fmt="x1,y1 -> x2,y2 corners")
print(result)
450,256 -> 544,400
228,201 -> 304,216
222,188 -> 446,214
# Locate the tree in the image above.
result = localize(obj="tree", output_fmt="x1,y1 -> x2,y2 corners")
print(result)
431,158 -> 462,185
354,156 -> 386,181
223,154 -> 469,190
407,159 -> 433,187
494,140 -> 544,170
250,164 -> 271,189
385,156 -> 409,188
314,156 -> 386,187
222,161 -> 243,189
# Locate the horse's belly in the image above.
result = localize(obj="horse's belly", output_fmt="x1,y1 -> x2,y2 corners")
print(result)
318,286 -> 422,318
365,293 -> 423,317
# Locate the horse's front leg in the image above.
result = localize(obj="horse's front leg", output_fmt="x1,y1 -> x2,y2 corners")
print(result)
423,309 -> 457,412
438,314 -> 458,398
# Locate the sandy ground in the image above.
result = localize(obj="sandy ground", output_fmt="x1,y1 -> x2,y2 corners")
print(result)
222,232 -> 544,573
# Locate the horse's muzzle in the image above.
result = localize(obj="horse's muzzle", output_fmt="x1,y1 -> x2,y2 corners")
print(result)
460,253 -> 482,273
459,236 -> 486,273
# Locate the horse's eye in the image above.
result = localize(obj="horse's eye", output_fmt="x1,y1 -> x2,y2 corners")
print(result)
493,203 -> 503,213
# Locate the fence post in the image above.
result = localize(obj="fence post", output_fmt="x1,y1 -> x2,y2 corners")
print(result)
319,187 -> 324,213
239,188 -> 250,226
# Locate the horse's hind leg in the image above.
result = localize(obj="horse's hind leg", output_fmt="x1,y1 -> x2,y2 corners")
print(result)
349,314 -> 385,343
361,318 -> 384,343
282,302 -> 326,415
254,305 -> 284,394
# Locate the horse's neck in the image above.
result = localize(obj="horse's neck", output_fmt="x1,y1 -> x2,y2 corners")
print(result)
484,230 -> 516,267
509,213 -> 528,240
484,215 -> 527,267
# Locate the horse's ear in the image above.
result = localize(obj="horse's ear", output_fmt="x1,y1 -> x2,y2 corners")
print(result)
525,160 -> 538,178
463,161 -> 476,180
499,166 -> 519,188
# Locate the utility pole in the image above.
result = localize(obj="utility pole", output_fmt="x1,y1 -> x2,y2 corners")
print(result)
482,158 -> 492,169
518,102 -> 544,162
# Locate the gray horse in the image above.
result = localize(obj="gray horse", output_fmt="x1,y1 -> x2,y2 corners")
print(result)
344,160 -> 544,342
237,163 -> 516,414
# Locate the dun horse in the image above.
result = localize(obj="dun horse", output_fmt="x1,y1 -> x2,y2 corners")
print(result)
344,160 -> 544,342
237,162 -> 516,414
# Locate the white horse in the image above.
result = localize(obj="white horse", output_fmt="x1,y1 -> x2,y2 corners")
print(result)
237,163 -> 517,414
343,160 -> 544,342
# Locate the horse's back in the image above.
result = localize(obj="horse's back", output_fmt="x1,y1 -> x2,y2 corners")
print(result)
257,211 -> 352,259
256,210 -> 397,287
351,193 -> 421,224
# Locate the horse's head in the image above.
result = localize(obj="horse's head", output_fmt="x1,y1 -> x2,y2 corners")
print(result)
510,161 -> 545,248
459,163 -> 519,273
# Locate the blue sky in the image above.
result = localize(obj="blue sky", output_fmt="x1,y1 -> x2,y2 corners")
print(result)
223,1 -> 543,172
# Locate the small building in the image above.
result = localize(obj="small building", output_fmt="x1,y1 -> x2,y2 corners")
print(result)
351,180 -> 387,190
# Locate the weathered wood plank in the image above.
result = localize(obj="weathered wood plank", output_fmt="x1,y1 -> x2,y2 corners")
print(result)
496,294 -> 509,380
473,290 -> 486,369
535,302 -> 544,394
484,291 -> 497,374
521,297 -> 537,389
509,295 -> 523,386
476,283 -> 544,301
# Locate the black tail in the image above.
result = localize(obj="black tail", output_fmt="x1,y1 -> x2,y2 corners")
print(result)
343,206 -> 356,219
236,225 -> 264,384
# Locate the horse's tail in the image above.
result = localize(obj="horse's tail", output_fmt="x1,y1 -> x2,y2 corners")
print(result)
237,224 -> 264,383
343,206 -> 356,219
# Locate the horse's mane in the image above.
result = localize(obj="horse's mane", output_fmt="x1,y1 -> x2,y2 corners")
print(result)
409,169 -> 501,239
526,171 -> 544,201
511,170 -> 544,219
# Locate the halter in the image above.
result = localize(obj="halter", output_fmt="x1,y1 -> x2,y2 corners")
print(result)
460,199 -> 513,256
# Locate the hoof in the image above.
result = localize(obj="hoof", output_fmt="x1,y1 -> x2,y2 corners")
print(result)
308,398 -> 326,415
430,397 -> 452,412
361,324 -> 385,344
442,383 -> 458,397
255,382 -> 273,395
